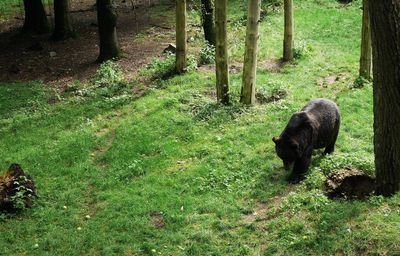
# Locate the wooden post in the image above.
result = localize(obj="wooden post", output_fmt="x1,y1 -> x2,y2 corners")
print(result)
215,0 -> 229,104
359,0 -> 372,80
283,0 -> 294,61
241,0 -> 261,105
175,0 -> 187,73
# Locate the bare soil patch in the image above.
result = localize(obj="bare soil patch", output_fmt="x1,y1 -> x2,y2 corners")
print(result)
149,211 -> 165,228
242,185 -> 294,224
0,0 -> 175,88
259,59 -> 285,73
256,89 -> 287,104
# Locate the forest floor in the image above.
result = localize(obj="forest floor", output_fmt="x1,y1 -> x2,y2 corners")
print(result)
0,0 -> 175,85
1,0 -> 400,255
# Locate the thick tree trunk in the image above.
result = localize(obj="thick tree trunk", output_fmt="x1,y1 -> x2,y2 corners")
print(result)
240,0 -> 261,105
52,0 -> 74,41
200,0 -> 215,46
283,0 -> 294,61
215,0 -> 229,105
175,0 -> 187,73
97,0 -> 120,62
22,0 -> 50,34
359,0 -> 372,80
369,0 -> 400,196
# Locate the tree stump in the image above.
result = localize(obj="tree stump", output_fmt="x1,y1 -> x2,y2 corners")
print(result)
325,168 -> 375,199
0,164 -> 36,212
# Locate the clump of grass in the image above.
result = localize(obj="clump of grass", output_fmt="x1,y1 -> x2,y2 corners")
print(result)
140,53 -> 198,81
64,61 -> 132,103
281,189 -> 331,213
318,152 -> 375,175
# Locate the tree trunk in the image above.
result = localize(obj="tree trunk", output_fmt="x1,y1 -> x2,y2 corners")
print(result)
175,0 -> 187,73
359,0 -> 372,80
200,0 -> 215,46
22,0 -> 50,34
52,0 -> 74,41
369,0 -> 400,196
283,0 -> 294,61
215,0 -> 229,105
240,0 -> 261,105
97,0 -> 120,62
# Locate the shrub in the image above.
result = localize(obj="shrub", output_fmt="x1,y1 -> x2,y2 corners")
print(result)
199,43 -> 216,65
293,40 -> 314,60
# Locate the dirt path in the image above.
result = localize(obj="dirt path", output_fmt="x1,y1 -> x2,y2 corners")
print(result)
0,0 -> 175,87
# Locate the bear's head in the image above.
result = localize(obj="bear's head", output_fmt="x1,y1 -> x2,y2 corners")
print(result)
272,136 -> 301,171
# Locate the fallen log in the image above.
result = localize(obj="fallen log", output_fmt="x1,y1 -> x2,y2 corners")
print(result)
325,168 -> 375,199
0,164 -> 36,212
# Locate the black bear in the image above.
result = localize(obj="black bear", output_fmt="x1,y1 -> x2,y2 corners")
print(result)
272,99 -> 340,183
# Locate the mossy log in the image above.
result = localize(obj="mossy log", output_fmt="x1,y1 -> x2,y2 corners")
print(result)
0,164 -> 36,212
325,168 -> 375,199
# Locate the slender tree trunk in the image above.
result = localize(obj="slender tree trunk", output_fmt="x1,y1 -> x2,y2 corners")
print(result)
175,0 -> 187,73
200,0 -> 215,46
369,0 -> 400,196
240,0 -> 261,105
22,0 -> 50,34
97,0 -> 120,62
359,0 -> 372,80
215,0 -> 229,105
52,0 -> 74,41
283,0 -> 294,61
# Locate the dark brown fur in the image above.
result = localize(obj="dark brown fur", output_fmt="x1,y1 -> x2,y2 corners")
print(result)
273,99 -> 340,183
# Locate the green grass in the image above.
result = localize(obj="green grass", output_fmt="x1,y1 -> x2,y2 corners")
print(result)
0,0 -> 53,22
0,0 -> 25,22
1,0 -> 400,255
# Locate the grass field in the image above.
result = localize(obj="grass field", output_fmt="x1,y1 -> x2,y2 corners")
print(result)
1,0 -> 400,255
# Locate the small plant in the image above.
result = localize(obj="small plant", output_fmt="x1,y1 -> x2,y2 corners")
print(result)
95,60 -> 125,88
199,43 -> 216,65
293,40 -> 314,60
187,54 -> 198,72
351,76 -> 371,89
142,53 -> 176,80
93,61 -> 129,98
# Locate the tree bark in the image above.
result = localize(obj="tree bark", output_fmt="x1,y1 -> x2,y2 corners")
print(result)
52,0 -> 74,41
359,0 -> 372,80
175,0 -> 187,73
215,0 -> 229,105
22,0 -> 50,34
200,0 -> 216,46
97,0 -> 120,62
369,0 -> 400,196
283,0 -> 294,61
240,0 -> 261,105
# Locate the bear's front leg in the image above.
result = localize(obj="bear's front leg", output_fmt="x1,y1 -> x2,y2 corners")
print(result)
288,148 -> 312,183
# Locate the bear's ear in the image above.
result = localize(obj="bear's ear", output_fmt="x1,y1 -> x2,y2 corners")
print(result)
272,136 -> 280,144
